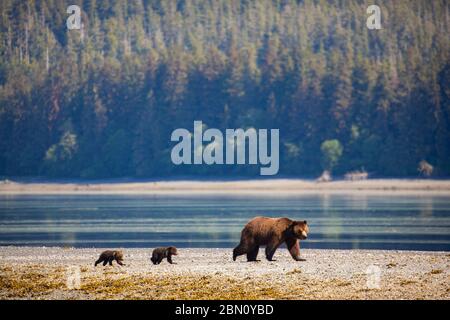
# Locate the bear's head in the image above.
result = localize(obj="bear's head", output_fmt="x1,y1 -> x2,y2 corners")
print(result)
291,220 -> 309,240
168,246 -> 178,255
114,250 -> 124,261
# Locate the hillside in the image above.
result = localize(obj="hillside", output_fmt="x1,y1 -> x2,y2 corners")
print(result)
0,0 -> 449,178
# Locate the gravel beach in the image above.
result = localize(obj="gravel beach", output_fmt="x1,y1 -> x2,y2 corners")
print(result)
2,179 -> 450,195
0,247 -> 448,300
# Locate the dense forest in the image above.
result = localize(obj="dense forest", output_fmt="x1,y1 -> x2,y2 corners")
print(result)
0,0 -> 449,178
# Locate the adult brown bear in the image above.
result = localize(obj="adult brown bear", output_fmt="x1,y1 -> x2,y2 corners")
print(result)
233,217 -> 309,262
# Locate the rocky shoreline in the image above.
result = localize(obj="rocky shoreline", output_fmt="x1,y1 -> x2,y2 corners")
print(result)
1,179 -> 450,195
0,247 -> 448,300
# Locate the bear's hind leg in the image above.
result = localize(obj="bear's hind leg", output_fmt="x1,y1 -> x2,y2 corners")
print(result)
246,246 -> 260,262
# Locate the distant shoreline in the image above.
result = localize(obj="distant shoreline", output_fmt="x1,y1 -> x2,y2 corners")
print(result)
1,179 -> 450,195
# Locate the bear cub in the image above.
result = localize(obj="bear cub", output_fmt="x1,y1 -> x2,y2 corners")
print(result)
95,250 -> 125,266
151,246 -> 178,265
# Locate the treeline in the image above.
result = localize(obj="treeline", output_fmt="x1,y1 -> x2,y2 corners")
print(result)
0,0 -> 449,178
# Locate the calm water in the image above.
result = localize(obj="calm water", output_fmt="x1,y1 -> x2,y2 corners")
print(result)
0,195 -> 449,251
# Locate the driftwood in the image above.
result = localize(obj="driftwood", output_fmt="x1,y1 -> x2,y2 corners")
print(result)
344,170 -> 368,181
418,160 -> 433,177
317,170 -> 332,182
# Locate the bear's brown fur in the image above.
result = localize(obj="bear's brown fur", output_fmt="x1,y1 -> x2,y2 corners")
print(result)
233,217 -> 309,262
94,250 -> 124,266
151,246 -> 178,265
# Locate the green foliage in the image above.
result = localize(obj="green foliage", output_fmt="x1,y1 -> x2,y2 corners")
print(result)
42,132 -> 78,176
44,132 -> 78,163
320,140 -> 343,171
0,0 -> 449,178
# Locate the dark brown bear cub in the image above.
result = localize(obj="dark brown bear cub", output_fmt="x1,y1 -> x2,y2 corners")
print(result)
95,250 -> 124,266
233,217 -> 309,262
151,246 -> 178,265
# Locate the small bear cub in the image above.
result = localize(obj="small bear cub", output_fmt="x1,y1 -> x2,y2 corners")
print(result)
151,246 -> 178,265
95,250 -> 124,266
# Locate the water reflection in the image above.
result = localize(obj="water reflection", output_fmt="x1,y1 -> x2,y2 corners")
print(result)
0,195 -> 449,251
419,197 -> 434,217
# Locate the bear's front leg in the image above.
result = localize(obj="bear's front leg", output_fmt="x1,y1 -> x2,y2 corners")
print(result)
286,238 -> 306,261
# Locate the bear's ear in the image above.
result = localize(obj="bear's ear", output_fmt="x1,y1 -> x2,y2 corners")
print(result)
304,220 -> 307,225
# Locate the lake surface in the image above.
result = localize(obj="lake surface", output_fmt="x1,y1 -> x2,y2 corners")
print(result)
0,194 -> 449,251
